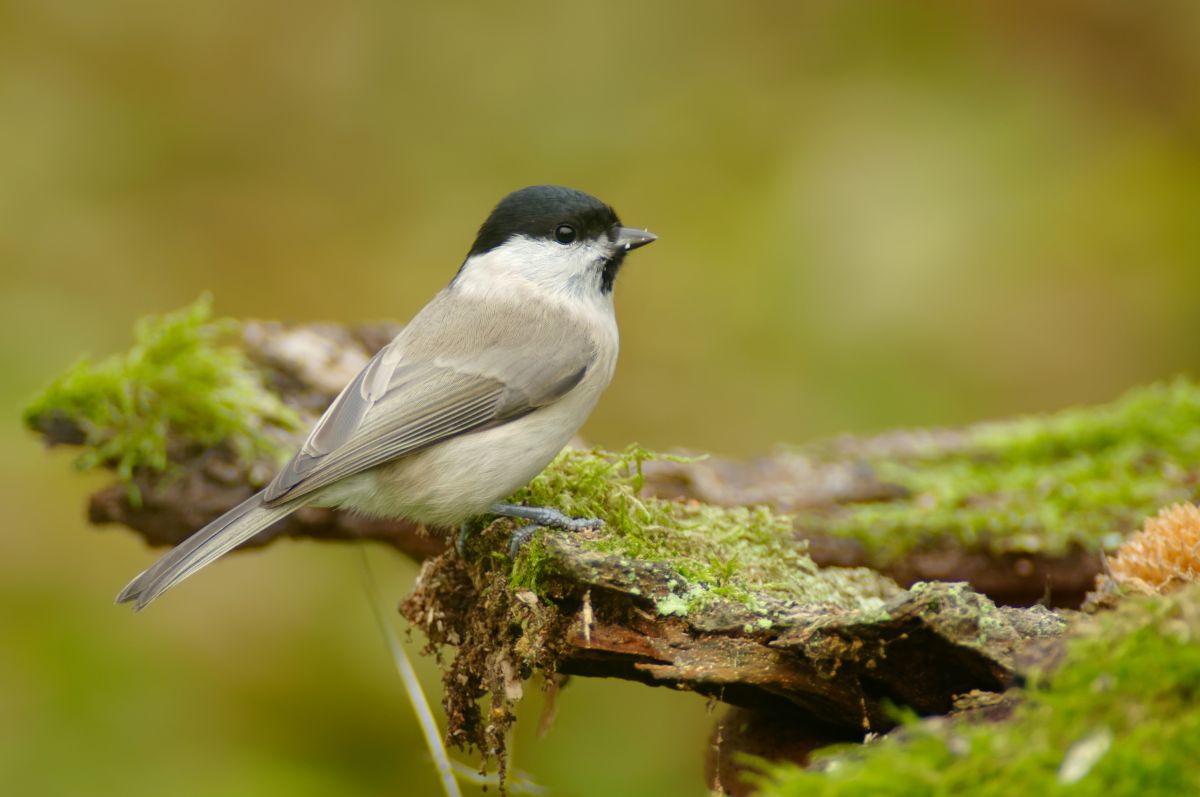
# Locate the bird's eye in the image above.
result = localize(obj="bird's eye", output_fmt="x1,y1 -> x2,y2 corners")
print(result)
554,224 -> 577,244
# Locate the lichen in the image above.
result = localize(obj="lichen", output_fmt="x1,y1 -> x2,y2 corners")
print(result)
508,445 -> 892,615
22,295 -> 300,500
754,584 -> 1200,796
798,379 -> 1200,562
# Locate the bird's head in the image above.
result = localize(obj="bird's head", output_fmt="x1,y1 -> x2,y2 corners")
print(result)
455,185 -> 656,300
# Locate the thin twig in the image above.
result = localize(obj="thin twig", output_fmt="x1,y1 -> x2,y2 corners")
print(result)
359,548 -> 462,797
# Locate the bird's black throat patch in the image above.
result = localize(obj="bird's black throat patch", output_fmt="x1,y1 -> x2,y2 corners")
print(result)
600,251 -> 626,294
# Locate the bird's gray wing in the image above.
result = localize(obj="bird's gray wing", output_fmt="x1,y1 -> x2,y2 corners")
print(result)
261,292 -> 596,505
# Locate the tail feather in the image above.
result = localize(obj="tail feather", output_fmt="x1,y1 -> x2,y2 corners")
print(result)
116,492 -> 301,610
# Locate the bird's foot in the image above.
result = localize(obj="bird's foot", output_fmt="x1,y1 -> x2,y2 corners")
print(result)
489,502 -> 604,532
489,503 -> 604,557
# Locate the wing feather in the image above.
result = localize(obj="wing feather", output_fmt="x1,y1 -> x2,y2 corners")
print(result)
261,291 -> 596,505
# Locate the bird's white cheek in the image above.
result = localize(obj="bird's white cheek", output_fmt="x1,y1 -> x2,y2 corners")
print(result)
456,237 -> 611,303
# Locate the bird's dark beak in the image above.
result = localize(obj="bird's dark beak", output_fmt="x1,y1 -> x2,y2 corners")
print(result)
611,226 -> 657,252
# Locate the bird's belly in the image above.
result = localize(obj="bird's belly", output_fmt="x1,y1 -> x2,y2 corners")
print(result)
316,391 -> 601,528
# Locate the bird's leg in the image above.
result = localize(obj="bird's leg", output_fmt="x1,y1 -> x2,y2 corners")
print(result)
489,502 -> 604,557
455,522 -> 472,559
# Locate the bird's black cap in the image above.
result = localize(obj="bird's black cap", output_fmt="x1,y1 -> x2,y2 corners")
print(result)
468,185 -> 622,257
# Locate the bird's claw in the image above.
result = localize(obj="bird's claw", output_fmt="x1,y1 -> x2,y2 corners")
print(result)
507,524 -> 543,558
545,512 -> 605,533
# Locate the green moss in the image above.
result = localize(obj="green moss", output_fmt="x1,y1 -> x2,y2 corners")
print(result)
507,534 -> 559,597
23,295 -> 300,498
509,446 -> 891,615
799,379 -> 1200,561
755,585 -> 1200,796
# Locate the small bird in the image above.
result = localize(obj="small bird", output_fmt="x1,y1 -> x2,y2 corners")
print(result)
117,185 -> 656,609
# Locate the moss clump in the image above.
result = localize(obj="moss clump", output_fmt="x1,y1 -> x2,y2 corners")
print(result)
509,446 -> 891,615
800,379 -> 1200,561
755,585 -> 1200,796
23,295 -> 300,492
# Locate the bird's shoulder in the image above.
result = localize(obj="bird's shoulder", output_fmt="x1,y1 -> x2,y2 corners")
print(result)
392,284 -> 610,370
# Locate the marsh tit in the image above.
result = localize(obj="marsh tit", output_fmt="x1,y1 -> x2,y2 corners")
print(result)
117,185 -> 656,610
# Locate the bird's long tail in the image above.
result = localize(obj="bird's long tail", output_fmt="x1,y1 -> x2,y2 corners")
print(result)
116,492 -> 302,610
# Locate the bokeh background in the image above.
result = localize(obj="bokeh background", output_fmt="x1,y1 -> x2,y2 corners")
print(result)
5,1 -> 1200,795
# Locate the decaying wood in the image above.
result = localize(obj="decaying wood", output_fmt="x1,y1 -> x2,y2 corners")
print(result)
642,450 -> 1104,606
34,317 -> 1078,772
34,318 -> 1102,606
468,535 -> 1063,729
395,523 -> 1066,768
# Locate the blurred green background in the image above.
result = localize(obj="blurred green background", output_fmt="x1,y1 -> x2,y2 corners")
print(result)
5,1 -> 1200,794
